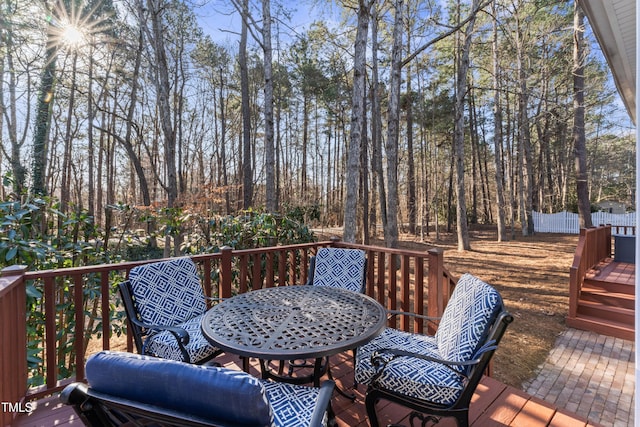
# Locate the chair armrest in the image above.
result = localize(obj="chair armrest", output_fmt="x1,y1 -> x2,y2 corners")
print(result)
371,340 -> 499,380
308,380 -> 335,427
370,350 -> 476,382
127,315 -> 190,345
60,382 -> 89,406
303,256 -> 316,286
386,310 -> 441,322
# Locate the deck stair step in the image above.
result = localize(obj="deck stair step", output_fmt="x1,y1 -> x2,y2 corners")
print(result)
566,313 -> 634,341
583,278 -> 634,295
580,286 -> 635,309
576,299 -> 634,325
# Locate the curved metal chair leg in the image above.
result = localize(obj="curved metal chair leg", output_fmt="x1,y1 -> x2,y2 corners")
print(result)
365,389 -> 381,427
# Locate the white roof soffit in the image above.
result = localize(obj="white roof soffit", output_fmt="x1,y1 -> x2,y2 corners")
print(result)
582,0 -> 636,124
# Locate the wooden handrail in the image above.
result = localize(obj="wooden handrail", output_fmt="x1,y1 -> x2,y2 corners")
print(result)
1,240 -> 452,404
568,225 -> 612,318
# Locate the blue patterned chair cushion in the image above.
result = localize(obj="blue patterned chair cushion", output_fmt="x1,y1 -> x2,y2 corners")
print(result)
85,351 -> 273,426
435,273 -> 503,369
144,313 -> 218,362
263,381 -> 328,427
355,274 -> 503,406
312,248 -> 366,293
129,257 -> 206,327
355,328 -> 465,405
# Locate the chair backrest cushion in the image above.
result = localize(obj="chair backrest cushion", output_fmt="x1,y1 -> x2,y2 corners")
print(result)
312,248 -> 366,293
435,274 -> 503,370
128,257 -> 206,326
86,351 -> 273,426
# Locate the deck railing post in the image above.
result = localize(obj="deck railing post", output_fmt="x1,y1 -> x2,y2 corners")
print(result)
568,228 -> 588,319
427,248 -> 444,335
1,265 -> 28,427
219,246 -> 233,298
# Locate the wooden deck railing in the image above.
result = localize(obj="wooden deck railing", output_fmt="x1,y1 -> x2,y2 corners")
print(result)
1,266 -> 28,427
608,224 -> 636,236
0,239 -> 455,424
568,225 -> 612,319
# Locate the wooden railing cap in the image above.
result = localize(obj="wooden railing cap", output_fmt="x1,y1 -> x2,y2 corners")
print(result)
1,264 -> 28,277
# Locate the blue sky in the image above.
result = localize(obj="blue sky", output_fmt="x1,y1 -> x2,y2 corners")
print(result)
194,0 -> 341,47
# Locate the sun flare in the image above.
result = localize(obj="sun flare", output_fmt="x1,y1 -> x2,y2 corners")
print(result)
60,24 -> 86,48
47,0 -> 112,51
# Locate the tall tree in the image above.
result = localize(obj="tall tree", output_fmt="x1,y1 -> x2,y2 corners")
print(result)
370,2 -> 387,237
32,11 -> 58,196
383,0 -> 403,249
262,0 -> 276,212
573,1 -> 592,228
343,0 -> 372,243
492,1 -> 507,241
239,0 -> 252,209
138,0 -> 181,254
452,0 -> 483,251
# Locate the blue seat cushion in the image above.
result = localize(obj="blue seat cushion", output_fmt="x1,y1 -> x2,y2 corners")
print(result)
144,313 -> 217,363
356,328 -> 465,406
263,381 -> 327,427
85,351 -> 272,426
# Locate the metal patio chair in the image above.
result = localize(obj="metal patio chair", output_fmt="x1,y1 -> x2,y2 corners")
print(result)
118,257 -> 220,364
281,247 -> 367,396
355,273 -> 513,427
61,351 -> 335,427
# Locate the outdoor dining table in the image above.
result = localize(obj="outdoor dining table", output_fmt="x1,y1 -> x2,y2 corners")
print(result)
200,285 -> 387,387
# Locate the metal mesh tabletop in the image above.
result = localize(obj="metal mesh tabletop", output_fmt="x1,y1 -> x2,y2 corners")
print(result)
201,285 -> 386,360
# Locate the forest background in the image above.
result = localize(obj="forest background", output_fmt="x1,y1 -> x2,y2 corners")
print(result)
0,0 -> 637,260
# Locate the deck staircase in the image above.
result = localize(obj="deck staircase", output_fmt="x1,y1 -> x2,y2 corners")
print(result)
566,259 -> 634,341
566,226 -> 635,341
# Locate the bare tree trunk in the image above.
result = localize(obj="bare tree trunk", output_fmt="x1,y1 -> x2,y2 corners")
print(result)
2,20 -> 27,195
32,41 -> 57,196
60,52 -> 78,214
344,0 -> 371,243
361,84 -> 369,245
141,0 -> 180,254
371,3 -> 387,235
384,0 -> 403,249
406,66 -> 416,235
453,0 -> 481,251
263,0 -> 276,212
573,2 -> 592,228
492,2 -> 507,241
239,0 -> 252,209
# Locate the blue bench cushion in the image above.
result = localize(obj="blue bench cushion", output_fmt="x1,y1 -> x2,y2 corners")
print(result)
129,257 -> 206,327
86,351 -> 272,426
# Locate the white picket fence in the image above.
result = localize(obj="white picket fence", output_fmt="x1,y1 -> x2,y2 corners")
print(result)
532,211 -> 636,234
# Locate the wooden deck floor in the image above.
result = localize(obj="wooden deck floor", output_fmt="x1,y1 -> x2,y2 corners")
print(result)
597,260 -> 635,286
587,259 -> 635,286
12,352 -> 600,427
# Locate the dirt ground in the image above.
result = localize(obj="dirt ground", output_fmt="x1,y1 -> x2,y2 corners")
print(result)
364,224 -> 579,389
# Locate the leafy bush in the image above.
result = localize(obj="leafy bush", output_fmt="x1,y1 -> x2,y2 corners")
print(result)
0,196 -> 316,387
